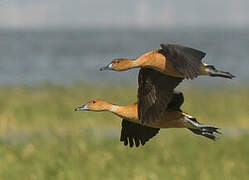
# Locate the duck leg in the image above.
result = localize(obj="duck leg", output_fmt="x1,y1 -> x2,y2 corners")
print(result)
205,65 -> 235,79
184,116 -> 221,140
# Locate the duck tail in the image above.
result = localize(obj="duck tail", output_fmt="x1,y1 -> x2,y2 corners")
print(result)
205,65 -> 235,79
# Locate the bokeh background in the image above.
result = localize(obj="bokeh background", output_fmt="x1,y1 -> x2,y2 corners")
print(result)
0,0 -> 248,179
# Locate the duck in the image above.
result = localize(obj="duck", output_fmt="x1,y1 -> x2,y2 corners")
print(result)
75,91 -> 220,148
100,43 -> 235,80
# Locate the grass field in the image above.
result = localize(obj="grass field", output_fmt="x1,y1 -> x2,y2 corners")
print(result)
0,84 -> 248,180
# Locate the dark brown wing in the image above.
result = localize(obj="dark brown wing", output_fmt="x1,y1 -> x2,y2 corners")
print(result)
160,43 -> 206,79
167,91 -> 184,111
120,119 -> 160,147
138,68 -> 183,124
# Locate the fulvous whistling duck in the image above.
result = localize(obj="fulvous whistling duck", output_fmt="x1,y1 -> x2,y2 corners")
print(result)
100,43 -> 235,79
75,91 -> 220,148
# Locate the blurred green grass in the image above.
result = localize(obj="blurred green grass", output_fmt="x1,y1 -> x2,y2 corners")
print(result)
0,84 -> 248,180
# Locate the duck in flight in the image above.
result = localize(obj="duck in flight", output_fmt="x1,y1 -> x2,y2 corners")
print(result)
100,43 -> 235,79
75,91 -> 220,148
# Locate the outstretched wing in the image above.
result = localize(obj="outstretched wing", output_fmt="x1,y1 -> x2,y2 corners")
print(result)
138,68 -> 183,124
120,119 -> 160,147
160,43 -> 206,79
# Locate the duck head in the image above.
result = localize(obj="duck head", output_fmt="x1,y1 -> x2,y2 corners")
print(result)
100,58 -> 135,71
74,99 -> 111,112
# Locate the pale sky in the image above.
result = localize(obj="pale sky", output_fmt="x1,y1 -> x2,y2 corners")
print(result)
0,0 -> 249,29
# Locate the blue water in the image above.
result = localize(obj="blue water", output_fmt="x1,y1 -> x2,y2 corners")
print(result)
0,27 -> 248,86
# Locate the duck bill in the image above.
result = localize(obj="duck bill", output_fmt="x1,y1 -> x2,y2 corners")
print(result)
100,63 -> 114,71
74,104 -> 90,111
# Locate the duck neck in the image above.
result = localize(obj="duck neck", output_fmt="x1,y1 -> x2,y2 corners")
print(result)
121,59 -> 140,70
133,52 -> 155,68
132,57 -> 147,68
108,103 -> 138,121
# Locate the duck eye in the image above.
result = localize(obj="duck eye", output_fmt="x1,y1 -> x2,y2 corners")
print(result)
116,60 -> 120,64
92,100 -> 96,104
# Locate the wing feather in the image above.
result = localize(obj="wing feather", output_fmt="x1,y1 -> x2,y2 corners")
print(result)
120,119 -> 160,147
138,68 -> 183,124
119,91 -> 184,147
160,43 -> 206,79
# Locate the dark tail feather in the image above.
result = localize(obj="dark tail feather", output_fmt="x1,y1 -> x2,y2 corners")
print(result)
206,65 -> 235,79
